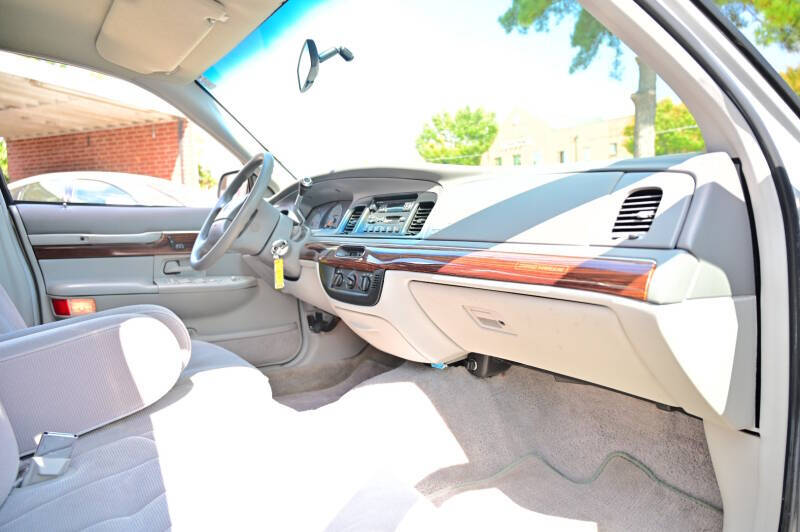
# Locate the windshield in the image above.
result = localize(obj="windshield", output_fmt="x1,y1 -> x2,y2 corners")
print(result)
202,0 -> 710,177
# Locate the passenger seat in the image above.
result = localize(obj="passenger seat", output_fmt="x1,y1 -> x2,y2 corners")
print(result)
0,285 -> 291,530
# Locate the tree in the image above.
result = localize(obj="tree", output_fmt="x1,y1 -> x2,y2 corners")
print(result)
782,65 -> 800,95
498,1 -> 657,158
416,107 -> 498,165
715,1 -> 800,96
0,138 -> 7,181
624,99 -> 706,156
715,1 -> 800,51
198,164 -> 216,189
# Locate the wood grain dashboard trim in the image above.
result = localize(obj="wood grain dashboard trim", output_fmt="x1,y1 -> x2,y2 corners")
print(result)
301,241 -> 656,301
32,232 -> 197,259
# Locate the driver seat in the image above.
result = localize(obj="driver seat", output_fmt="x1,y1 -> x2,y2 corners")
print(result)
0,286 -> 294,531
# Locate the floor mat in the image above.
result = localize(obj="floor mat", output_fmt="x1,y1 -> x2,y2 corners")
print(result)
268,347 -> 402,410
298,361 -> 723,531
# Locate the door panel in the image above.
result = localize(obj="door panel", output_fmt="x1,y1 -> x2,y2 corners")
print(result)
15,203 -> 303,367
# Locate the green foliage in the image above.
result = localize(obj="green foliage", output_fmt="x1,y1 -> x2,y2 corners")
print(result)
782,65 -> 800,95
499,0 -> 622,78
715,0 -> 800,51
0,138 -> 7,182
624,99 -> 705,156
416,107 -> 498,165
198,164 -> 216,189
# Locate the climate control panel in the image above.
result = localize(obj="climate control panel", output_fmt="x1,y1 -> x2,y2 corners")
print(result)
319,263 -> 385,306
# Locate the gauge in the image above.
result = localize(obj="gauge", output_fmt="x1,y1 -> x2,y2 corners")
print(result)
307,206 -> 326,228
324,203 -> 344,229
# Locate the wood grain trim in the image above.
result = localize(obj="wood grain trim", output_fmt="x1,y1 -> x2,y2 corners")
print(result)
301,242 -> 656,301
32,232 -> 197,259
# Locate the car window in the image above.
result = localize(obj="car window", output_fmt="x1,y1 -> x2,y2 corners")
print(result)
202,0 -> 706,176
714,1 -> 800,100
70,179 -> 136,205
12,178 -> 67,202
0,51 -> 241,206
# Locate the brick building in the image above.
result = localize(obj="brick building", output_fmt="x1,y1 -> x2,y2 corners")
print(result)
0,67 -> 201,185
6,119 -> 199,183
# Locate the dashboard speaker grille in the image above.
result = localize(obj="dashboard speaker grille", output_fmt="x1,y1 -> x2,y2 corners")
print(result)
612,188 -> 663,239
342,206 -> 365,234
407,202 -> 435,235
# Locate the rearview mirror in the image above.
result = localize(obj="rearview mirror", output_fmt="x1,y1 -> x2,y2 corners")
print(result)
297,39 -> 354,93
297,39 -> 320,93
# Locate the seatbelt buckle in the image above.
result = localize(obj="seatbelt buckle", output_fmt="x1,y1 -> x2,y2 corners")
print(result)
19,432 -> 77,487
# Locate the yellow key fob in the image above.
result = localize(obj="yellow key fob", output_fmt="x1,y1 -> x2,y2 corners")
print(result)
274,257 -> 285,290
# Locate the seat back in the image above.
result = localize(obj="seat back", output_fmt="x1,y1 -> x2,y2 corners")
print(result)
0,403 -> 18,506
0,286 -> 23,503
0,285 -> 25,336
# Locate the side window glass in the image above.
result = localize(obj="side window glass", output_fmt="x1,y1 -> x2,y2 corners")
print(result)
714,2 -> 800,100
71,180 -> 135,205
17,178 -> 67,202
1,53 -> 240,206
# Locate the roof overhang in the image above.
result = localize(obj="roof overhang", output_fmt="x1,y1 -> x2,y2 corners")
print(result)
0,71 -> 178,140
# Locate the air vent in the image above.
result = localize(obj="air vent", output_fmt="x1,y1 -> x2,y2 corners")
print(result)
407,202 -> 435,235
342,206 -> 365,234
612,188 -> 663,239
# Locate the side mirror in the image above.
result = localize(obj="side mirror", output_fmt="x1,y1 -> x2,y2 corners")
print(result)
297,39 -> 320,93
297,39 -> 353,93
217,170 -> 238,198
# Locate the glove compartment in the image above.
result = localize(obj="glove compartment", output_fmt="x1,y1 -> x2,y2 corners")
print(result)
408,281 -> 675,405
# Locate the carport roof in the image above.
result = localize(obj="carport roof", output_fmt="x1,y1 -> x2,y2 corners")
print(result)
0,60 -> 180,140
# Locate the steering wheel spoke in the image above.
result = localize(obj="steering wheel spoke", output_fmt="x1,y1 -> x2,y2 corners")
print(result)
190,152 -> 277,270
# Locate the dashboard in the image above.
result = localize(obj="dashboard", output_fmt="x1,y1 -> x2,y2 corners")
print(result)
273,153 -> 758,431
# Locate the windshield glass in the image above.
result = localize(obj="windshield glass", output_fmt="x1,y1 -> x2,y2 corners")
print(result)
201,0 -> 707,177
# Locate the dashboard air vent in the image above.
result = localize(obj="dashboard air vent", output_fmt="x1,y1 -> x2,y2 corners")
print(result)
407,202 -> 435,235
612,188 -> 663,239
342,206 -> 365,234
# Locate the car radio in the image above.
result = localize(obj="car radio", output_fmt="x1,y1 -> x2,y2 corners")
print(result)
348,192 -> 437,237
361,198 -> 415,235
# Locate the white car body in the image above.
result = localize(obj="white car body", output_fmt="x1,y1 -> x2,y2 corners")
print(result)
8,171 -> 214,207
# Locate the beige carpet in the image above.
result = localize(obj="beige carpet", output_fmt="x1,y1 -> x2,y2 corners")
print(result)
282,361 -> 722,531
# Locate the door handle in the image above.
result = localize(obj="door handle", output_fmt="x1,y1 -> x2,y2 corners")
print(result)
163,260 -> 191,275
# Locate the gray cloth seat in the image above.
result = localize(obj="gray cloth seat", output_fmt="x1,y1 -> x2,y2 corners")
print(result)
0,286 -> 291,531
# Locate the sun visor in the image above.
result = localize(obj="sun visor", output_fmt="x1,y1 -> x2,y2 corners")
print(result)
96,0 -> 229,74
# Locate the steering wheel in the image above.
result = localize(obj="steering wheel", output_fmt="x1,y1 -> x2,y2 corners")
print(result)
191,152 -> 274,271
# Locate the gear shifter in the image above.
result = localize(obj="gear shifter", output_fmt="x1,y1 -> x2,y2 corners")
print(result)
290,177 -> 313,225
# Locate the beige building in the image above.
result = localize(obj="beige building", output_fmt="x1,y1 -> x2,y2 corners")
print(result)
482,108 -> 633,167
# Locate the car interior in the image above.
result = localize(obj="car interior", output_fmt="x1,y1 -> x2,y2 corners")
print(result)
0,0 -> 799,531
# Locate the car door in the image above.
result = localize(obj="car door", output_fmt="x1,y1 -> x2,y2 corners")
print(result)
0,57 -> 303,368
10,201 -> 304,368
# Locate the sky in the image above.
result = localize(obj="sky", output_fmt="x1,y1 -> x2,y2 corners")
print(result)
209,0 -> 799,176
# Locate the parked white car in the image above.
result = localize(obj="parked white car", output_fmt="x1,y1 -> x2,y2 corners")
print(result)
8,171 -> 214,207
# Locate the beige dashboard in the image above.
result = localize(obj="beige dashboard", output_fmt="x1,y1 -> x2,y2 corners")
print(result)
277,152 -> 758,431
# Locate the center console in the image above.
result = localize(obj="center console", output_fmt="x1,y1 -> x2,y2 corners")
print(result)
313,192 -> 437,306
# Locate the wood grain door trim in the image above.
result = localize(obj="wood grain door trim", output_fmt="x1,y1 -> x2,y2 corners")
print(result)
32,232 -> 197,259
